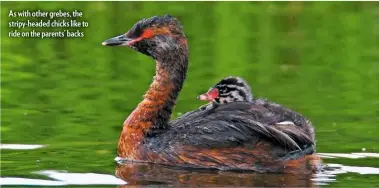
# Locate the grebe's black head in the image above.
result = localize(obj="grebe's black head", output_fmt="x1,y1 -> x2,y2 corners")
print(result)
198,76 -> 253,104
102,14 -> 187,60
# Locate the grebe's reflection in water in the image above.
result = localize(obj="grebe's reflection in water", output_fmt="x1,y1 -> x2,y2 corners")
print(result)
1,154 -> 379,186
115,159 -> 320,187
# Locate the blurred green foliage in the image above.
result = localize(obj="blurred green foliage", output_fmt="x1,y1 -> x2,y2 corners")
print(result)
1,1 -> 378,187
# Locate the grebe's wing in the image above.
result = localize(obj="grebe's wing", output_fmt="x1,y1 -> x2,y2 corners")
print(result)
169,102 -> 311,152
253,98 -> 315,141
275,124 -> 314,150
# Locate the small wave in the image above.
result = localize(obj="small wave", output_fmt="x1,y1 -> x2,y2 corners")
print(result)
0,170 -> 126,186
0,144 -> 45,150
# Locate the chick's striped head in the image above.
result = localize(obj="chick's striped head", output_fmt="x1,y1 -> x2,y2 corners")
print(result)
198,76 -> 253,104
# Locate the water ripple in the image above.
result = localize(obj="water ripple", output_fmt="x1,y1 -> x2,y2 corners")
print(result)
0,144 -> 45,150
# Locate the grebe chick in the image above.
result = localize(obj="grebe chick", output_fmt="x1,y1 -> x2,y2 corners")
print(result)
197,77 -> 298,126
198,76 -> 253,111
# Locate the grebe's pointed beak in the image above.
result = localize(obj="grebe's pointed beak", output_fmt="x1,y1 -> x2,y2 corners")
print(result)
102,34 -> 132,46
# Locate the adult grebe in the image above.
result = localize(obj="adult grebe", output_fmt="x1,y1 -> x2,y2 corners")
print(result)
102,15 -> 318,173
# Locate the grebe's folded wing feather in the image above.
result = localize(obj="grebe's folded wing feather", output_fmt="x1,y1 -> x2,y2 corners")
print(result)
169,105 -> 303,151
275,124 -> 314,150
252,98 -> 315,140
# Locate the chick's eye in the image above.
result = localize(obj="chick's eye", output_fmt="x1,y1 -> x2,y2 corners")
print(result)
142,29 -> 154,39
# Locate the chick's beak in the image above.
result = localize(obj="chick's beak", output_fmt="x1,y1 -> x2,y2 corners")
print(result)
197,94 -> 210,101
102,33 -> 132,46
197,88 -> 219,102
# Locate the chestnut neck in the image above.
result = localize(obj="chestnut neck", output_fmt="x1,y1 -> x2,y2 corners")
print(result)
148,38 -> 188,129
118,38 -> 188,158
146,57 -> 188,129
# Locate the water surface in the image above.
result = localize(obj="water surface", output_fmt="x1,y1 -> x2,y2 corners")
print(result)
1,1 -> 379,187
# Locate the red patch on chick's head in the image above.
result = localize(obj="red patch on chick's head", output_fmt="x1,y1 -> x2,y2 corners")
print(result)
198,88 -> 219,102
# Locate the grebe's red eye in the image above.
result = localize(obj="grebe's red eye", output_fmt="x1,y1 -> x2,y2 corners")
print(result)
142,29 -> 154,39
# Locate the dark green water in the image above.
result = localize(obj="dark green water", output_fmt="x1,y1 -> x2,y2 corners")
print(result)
1,2 -> 379,187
